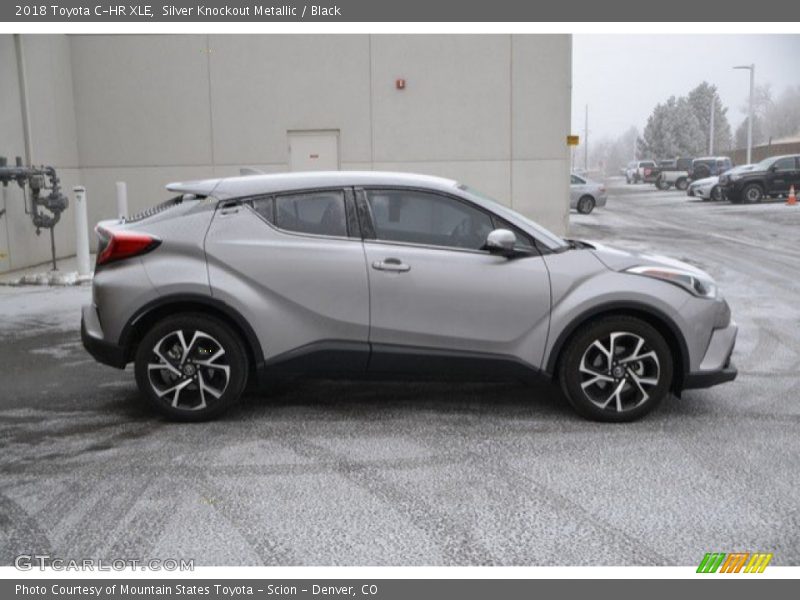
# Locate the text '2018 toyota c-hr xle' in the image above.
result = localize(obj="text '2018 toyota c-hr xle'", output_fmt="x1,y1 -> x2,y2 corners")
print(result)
81,171 -> 737,422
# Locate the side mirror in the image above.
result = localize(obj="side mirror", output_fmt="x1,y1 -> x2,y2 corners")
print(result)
483,228 -> 516,256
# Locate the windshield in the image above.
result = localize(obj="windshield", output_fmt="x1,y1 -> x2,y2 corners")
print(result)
457,184 -> 569,250
754,156 -> 777,171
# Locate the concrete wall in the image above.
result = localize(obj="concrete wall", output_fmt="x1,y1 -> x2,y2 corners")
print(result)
1,34 -> 571,272
0,35 -> 81,272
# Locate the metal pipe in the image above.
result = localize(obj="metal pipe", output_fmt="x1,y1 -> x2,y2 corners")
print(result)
73,186 -> 90,277
13,35 -> 33,165
115,181 -> 128,220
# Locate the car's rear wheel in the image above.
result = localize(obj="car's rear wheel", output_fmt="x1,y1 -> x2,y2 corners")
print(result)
577,195 -> 596,214
711,186 -> 723,201
558,316 -> 673,422
675,177 -> 689,191
656,179 -> 671,191
134,313 -> 248,421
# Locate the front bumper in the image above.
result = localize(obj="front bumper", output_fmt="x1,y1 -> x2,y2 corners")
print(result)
81,304 -> 127,369
683,322 -> 738,389
684,362 -> 738,389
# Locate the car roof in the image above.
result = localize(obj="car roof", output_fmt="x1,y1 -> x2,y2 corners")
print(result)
167,171 -> 460,200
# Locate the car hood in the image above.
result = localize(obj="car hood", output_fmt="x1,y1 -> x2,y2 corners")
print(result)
585,241 -> 712,278
690,176 -> 718,187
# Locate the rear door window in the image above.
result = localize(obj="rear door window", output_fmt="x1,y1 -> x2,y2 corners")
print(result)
274,190 -> 348,237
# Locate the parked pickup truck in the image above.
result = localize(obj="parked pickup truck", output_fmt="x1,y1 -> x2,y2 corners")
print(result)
625,160 -> 658,184
654,157 -> 694,191
689,156 -> 733,181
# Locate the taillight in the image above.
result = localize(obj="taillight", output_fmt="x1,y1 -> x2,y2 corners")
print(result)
96,226 -> 161,266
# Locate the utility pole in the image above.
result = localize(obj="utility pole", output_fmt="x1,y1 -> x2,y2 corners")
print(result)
584,104 -> 589,172
734,64 -> 755,164
709,94 -> 715,155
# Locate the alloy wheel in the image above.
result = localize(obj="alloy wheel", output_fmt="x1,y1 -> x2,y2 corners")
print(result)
147,329 -> 231,411
578,331 -> 660,413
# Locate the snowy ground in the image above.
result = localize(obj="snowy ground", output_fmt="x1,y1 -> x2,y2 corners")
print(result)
0,180 -> 798,566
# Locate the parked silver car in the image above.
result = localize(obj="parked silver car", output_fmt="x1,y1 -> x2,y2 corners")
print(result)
82,171 -> 737,422
570,174 -> 607,214
687,165 -> 755,201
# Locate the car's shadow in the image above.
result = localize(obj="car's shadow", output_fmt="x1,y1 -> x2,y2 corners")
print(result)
102,377 -> 709,426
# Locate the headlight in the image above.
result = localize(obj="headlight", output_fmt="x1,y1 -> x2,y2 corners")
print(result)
626,265 -> 718,299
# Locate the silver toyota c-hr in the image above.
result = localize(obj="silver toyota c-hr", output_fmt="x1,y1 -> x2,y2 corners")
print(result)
81,171 -> 737,422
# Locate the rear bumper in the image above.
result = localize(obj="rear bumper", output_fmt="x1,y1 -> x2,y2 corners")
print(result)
81,304 -> 127,369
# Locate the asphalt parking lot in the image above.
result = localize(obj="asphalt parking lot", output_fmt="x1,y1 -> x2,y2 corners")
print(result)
1,178 -> 799,566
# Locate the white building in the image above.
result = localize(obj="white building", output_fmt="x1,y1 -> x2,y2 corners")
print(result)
0,34 -> 572,273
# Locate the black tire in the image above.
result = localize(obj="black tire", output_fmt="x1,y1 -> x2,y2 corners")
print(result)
656,179 -> 671,191
625,176 -> 632,184
134,313 -> 249,421
741,183 -> 764,204
711,186 -> 723,201
558,316 -> 674,423
577,195 -> 596,214
675,177 -> 689,191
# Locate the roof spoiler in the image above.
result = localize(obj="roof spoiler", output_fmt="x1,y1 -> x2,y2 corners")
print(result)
165,178 -> 220,197
239,167 -> 266,176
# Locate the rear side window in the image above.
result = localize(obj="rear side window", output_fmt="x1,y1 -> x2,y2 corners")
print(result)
274,190 -> 347,237
366,189 -> 494,250
248,196 -> 276,224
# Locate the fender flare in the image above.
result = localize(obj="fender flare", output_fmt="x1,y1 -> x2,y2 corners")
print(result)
119,293 -> 265,369
544,301 -> 690,388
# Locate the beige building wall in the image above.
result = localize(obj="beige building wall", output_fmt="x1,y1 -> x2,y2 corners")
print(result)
0,33 -> 571,272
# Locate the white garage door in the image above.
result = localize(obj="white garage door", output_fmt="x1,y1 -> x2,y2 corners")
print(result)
288,130 -> 339,172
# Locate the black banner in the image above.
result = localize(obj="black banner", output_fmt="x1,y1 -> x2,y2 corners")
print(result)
3,0 -> 800,22
4,579 -> 798,600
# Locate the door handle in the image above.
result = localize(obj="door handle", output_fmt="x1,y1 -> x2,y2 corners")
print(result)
372,258 -> 410,273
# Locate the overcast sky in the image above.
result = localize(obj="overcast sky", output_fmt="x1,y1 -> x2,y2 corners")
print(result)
571,35 -> 800,142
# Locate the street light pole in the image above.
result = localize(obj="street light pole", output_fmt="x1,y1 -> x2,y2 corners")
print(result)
709,94 -> 715,155
584,104 -> 589,172
734,64 -> 755,164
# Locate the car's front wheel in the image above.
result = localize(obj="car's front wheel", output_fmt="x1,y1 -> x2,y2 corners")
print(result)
134,313 -> 248,421
742,183 -> 764,203
558,316 -> 673,422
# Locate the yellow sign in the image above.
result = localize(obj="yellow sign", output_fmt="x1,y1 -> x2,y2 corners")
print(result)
567,135 -> 580,146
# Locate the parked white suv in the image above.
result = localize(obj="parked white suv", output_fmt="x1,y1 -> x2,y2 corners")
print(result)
626,160 -> 657,184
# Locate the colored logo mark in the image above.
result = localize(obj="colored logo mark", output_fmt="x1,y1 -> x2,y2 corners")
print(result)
697,552 -> 773,573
